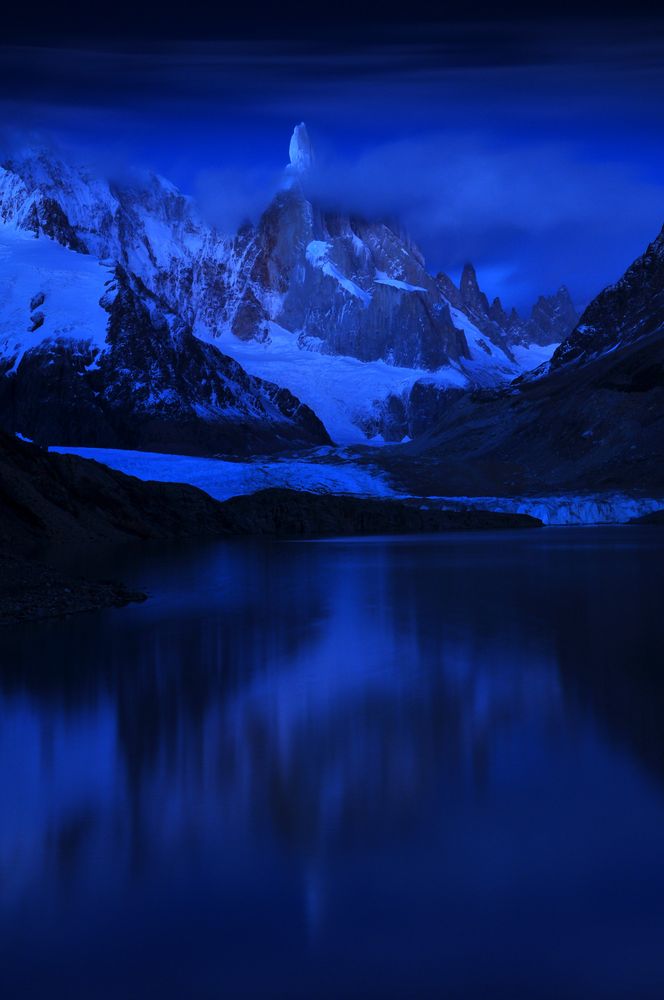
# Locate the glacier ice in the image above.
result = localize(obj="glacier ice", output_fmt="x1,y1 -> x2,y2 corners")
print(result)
428,495 -> 664,526
48,446 -> 664,526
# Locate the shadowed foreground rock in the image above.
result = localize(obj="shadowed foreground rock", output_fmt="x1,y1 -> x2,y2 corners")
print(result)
0,555 -> 146,625
0,432 -> 230,554
0,430 -> 231,623
218,488 -> 542,537
630,510 -> 664,525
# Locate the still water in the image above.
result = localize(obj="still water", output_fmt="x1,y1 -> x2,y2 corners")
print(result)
2,527 -> 664,998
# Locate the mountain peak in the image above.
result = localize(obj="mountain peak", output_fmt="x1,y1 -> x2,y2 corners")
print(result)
288,122 -> 314,174
459,262 -> 491,315
460,262 -> 479,292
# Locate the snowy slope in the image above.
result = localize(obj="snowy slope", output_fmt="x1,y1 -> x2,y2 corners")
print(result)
218,321 -> 469,445
448,306 -> 556,386
0,224 -> 111,370
0,223 -> 330,454
0,210 -> 558,448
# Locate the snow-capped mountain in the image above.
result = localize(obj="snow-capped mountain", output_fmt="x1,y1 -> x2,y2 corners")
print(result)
222,125 -> 576,372
198,124 -> 578,441
0,187 -> 328,454
0,126 -> 579,451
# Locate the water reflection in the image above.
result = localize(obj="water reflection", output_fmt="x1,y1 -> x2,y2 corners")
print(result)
2,529 -> 664,997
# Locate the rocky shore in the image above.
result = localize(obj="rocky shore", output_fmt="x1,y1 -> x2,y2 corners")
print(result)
630,509 -> 664,525
218,488 -> 542,537
0,430 -> 231,624
0,554 -> 146,625
0,433 -> 541,625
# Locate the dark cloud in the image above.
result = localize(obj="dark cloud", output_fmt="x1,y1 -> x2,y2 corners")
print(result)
1,18 -> 664,310
2,18 -> 664,110
3,1 -> 662,44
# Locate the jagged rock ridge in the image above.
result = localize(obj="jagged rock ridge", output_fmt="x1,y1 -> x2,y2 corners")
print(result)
0,127 -> 579,450
0,155 -> 329,453
548,224 -> 664,371
224,126 -> 578,375
378,222 -> 664,494
436,262 -> 577,353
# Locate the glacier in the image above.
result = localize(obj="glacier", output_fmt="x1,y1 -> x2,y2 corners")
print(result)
428,495 -> 664,525
48,445 -> 664,524
216,321 -> 469,445
48,445 -> 399,501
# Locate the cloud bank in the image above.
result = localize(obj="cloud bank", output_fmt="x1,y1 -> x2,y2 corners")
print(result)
1,19 -> 664,309
195,130 -> 664,311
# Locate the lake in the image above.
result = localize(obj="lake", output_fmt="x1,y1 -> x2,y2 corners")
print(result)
2,527 -> 664,998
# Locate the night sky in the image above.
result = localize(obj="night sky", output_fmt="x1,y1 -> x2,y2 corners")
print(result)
2,3 -> 664,310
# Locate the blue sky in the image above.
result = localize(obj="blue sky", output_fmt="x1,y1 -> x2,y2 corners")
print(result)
1,16 -> 664,311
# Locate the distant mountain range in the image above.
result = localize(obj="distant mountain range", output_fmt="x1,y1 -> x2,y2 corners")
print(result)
3,122 -> 662,497
382,223 -> 664,494
0,125 -> 579,453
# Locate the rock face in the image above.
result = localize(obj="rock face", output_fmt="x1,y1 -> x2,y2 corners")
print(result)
228,178 -> 468,370
213,126 -> 580,441
436,264 -> 577,353
228,127 -> 576,377
0,157 -> 331,453
0,259 -> 329,455
522,287 -> 578,346
218,488 -> 542,536
356,269 -> 578,442
288,122 -> 315,175
547,224 -> 664,371
378,223 -> 664,495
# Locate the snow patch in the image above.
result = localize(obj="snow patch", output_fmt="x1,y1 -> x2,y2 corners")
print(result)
306,241 -> 371,305
0,223 -> 111,369
511,341 -> 559,371
305,240 -> 330,265
374,270 -> 426,293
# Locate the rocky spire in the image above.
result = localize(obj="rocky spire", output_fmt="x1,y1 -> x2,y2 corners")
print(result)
489,296 -> 509,328
288,122 -> 314,175
459,263 -> 490,315
525,286 -> 578,345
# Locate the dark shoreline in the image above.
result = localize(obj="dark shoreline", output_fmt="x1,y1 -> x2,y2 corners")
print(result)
0,422 -> 543,625
1,489 -> 542,626
0,552 -> 146,626
630,509 -> 664,525
8,431 -> 664,626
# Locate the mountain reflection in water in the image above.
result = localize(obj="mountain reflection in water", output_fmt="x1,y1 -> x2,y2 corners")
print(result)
2,528 -> 664,999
